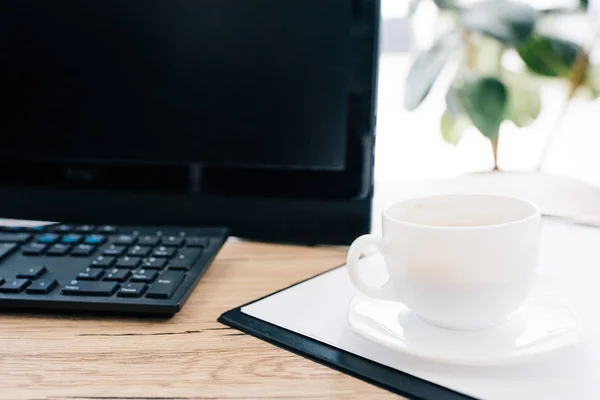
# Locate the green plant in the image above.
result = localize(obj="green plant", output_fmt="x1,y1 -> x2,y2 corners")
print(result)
404,0 -> 599,170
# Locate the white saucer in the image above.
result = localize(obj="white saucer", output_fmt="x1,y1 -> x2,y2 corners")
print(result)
347,281 -> 580,366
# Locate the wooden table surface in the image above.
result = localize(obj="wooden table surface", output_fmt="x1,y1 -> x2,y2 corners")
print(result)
0,240 -> 399,400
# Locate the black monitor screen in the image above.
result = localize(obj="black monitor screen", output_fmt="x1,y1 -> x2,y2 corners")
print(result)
0,0 -> 352,170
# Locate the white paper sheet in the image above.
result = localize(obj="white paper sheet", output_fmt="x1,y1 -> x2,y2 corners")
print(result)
242,219 -> 600,400
0,218 -> 56,227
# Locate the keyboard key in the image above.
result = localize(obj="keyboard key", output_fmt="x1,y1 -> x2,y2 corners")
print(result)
24,226 -> 46,233
161,236 -> 184,247
141,257 -> 167,270
16,265 -> 46,279
115,256 -> 141,269
117,283 -> 147,298
22,242 -> 47,255
27,278 -> 58,294
0,278 -> 30,293
185,237 -> 209,247
103,244 -> 126,256
77,267 -> 104,280
152,246 -> 176,258
0,232 -> 31,243
62,281 -> 118,296
115,235 -> 136,245
0,242 -> 18,261
97,225 -> 118,234
61,234 -> 82,244
103,268 -> 131,282
53,224 -> 74,233
75,225 -> 95,233
168,249 -> 203,271
128,245 -> 151,257
131,269 -> 158,283
47,243 -> 71,256
146,271 -> 185,299
71,244 -> 95,256
137,235 -> 160,246
37,233 -> 60,243
84,234 -> 106,245
91,255 -> 116,268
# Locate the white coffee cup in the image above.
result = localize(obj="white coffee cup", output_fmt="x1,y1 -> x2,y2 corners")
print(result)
347,194 -> 541,330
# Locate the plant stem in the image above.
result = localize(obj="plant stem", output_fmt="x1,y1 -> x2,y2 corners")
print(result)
536,20 -> 597,171
463,30 -> 476,72
491,136 -> 499,171
536,51 -> 589,171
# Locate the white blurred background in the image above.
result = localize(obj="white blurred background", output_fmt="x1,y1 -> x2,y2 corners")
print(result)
375,0 -> 600,185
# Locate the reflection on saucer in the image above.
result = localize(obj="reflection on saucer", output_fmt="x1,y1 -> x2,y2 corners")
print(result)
347,281 -> 579,366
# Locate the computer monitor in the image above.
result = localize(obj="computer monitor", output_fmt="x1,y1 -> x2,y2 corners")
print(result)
0,0 -> 380,245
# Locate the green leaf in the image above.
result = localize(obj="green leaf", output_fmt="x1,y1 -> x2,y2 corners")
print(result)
441,110 -> 470,145
580,0 -> 588,10
505,79 -> 542,127
517,35 -> 581,77
459,77 -> 508,139
460,0 -> 536,45
445,84 -> 464,117
432,0 -> 460,10
403,32 -> 460,111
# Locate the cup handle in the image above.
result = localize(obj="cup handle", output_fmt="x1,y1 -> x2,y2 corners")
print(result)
346,234 -> 399,301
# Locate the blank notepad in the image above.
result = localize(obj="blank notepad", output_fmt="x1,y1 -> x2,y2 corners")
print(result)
239,219 -> 600,400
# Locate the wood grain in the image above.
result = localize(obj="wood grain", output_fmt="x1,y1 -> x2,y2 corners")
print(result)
0,240 -> 401,400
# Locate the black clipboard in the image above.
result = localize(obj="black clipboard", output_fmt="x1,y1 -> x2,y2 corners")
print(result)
218,267 -> 475,400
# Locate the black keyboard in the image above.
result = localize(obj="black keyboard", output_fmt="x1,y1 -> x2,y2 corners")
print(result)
0,223 -> 228,315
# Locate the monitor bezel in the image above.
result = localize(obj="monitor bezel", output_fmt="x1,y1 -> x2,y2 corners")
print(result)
0,0 -> 380,245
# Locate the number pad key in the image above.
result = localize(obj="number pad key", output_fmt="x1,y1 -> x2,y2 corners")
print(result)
22,242 -> 48,255
115,235 -> 136,245
128,245 -> 151,257
16,265 -> 46,279
141,257 -> 167,270
0,279 -> 30,293
146,271 -> 185,299
117,283 -> 147,298
168,249 -> 203,271
185,237 -> 209,247
47,243 -> 71,256
103,268 -> 131,282
152,246 -> 176,258
161,236 -> 184,247
137,235 -> 160,246
27,278 -> 58,294
71,244 -> 95,256
115,256 -> 141,269
62,281 -> 118,296
77,267 -> 104,280
103,245 -> 126,256
131,269 -> 158,283
91,256 -> 116,268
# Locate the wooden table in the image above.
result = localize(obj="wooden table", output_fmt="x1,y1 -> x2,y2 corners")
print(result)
0,240 -> 398,400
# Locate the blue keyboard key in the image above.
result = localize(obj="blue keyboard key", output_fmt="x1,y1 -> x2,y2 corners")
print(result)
84,234 -> 106,245
38,233 -> 59,243
62,234 -> 82,244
